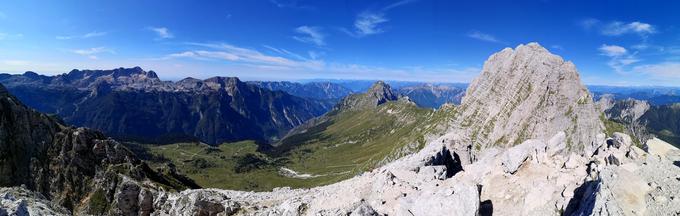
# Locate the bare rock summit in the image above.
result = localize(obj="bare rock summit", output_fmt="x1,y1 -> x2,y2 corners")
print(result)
457,42 -> 604,155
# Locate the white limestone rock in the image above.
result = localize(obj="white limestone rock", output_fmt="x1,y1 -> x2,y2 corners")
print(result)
456,42 -> 604,155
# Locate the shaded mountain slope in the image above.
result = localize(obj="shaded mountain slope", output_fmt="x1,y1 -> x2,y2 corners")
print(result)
0,83 -> 196,214
0,68 -> 330,144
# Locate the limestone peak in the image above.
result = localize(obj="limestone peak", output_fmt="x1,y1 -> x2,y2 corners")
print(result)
457,42 -> 604,155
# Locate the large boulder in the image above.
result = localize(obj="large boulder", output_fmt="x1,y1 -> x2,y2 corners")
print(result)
501,139 -> 546,174
611,132 -> 633,149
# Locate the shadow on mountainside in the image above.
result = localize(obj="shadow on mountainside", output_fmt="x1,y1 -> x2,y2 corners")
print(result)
674,161 -> 680,169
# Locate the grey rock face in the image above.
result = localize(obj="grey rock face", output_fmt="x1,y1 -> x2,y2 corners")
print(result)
0,84 -> 195,215
457,43 -> 604,155
599,97 -> 652,144
611,132 -> 633,149
0,187 -> 69,216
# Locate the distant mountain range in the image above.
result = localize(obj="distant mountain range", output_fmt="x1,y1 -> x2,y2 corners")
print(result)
0,67 -> 330,144
589,85 -> 680,105
248,81 -> 352,102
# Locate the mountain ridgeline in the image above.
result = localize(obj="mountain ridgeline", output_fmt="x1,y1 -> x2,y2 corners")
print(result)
248,81 -> 354,101
0,67 -> 330,144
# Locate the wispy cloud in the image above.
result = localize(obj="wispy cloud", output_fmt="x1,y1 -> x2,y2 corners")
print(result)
344,0 -> 416,38
343,12 -> 389,37
384,0 -> 418,10
579,19 -> 656,37
467,31 -> 504,44
579,18 -> 600,29
164,43 -> 323,70
633,62 -> 680,80
159,41 -> 476,82
293,26 -> 325,46
602,21 -> 655,36
56,31 -> 107,40
270,0 -> 315,10
0,33 -> 23,40
71,47 -> 114,60
263,45 -> 308,60
598,44 -> 639,73
147,27 -> 174,39
598,44 -> 627,57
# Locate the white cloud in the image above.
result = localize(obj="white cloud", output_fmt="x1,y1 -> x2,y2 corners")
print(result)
56,31 -> 107,40
344,1 -> 415,38
346,12 -> 388,37
467,31 -> 503,44
165,43 -> 323,70
633,62 -> 680,79
71,47 -> 114,59
148,27 -> 174,39
601,21 -> 655,36
598,44 -> 640,73
293,26 -> 325,46
598,44 -> 627,57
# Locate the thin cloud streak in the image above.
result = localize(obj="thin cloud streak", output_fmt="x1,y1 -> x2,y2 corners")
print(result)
56,31 -> 107,40
148,27 -> 174,39
293,26 -> 325,46
467,31 -> 504,44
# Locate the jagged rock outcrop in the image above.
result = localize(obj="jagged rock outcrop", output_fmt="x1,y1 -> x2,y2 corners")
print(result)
335,81 -> 399,111
599,96 -> 653,144
0,83 -> 196,215
0,68 -> 330,144
456,42 -> 604,155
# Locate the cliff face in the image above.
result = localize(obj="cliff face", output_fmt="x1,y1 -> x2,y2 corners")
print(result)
0,83 -> 196,214
457,43 -> 604,154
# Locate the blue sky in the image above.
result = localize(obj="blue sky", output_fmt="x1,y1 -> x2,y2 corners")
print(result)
0,0 -> 679,86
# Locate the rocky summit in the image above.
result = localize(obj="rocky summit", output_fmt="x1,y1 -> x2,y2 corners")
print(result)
2,43 -> 680,216
457,43 -> 604,156
335,81 -> 400,111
